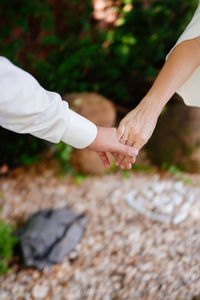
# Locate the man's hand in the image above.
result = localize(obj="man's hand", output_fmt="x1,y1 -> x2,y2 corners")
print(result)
87,127 -> 138,168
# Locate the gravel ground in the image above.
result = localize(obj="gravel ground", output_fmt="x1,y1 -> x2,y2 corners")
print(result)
0,163 -> 200,300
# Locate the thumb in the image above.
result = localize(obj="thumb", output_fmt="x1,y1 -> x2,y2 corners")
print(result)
117,123 -> 125,140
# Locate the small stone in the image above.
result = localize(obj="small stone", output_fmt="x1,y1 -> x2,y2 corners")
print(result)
187,193 -> 195,204
173,210 -> 188,224
143,273 -> 152,281
140,262 -> 153,272
160,203 -> 174,215
153,195 -> 161,206
142,187 -> 154,199
171,192 -> 183,206
173,181 -> 185,193
0,291 -> 9,300
152,182 -> 165,193
103,295 -> 111,300
68,251 -> 78,261
160,194 -> 171,204
181,202 -> 191,212
32,284 -> 49,299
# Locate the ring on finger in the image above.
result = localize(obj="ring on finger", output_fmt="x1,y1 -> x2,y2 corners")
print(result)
120,136 -> 128,144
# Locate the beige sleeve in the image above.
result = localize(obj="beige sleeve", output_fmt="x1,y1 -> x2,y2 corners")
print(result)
166,2 -> 200,107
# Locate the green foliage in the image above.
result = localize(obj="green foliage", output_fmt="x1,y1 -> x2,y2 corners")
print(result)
0,219 -> 18,274
54,142 -> 73,174
0,0 -> 197,102
0,0 -> 198,167
74,174 -> 86,186
162,163 -> 192,185
132,163 -> 154,172
0,128 -> 47,168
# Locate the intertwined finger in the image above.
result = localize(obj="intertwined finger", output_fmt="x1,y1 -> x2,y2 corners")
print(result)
118,137 -> 135,169
117,122 -> 126,140
98,152 -> 110,168
116,126 -> 130,168
119,139 -> 144,169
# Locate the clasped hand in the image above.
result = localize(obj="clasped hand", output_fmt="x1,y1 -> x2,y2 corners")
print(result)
88,99 -> 159,169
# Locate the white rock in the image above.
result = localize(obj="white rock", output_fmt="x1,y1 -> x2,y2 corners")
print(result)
140,262 -> 153,272
142,187 -> 154,199
164,180 -> 174,190
160,194 -> 171,204
152,182 -> 165,193
187,193 -> 195,204
190,208 -> 200,220
143,273 -> 152,281
135,195 -> 146,205
173,181 -> 185,193
0,291 -> 9,300
153,195 -> 161,206
103,295 -> 111,300
170,192 -> 183,206
160,203 -> 174,215
32,285 -> 49,299
173,211 -> 188,224
181,202 -> 191,212
69,251 -> 78,260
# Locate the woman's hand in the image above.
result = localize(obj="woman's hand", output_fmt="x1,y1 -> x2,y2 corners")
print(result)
116,98 -> 160,169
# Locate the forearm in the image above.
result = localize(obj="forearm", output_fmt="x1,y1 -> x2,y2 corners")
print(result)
0,57 -> 97,149
142,36 -> 200,115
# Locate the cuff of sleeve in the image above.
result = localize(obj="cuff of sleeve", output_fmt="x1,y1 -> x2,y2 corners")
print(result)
61,109 -> 97,149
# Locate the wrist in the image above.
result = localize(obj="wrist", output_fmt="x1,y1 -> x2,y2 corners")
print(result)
87,126 -> 100,150
141,95 -> 165,118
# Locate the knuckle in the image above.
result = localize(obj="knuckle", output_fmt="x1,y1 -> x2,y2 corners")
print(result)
128,148 -> 135,157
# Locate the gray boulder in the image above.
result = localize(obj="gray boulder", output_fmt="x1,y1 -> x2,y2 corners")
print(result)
17,208 -> 87,270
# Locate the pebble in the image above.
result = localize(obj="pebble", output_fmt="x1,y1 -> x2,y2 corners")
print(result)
171,192 -> 183,206
173,211 -> 188,224
32,284 -> 49,299
0,291 -> 9,300
173,181 -> 185,193
1,170 -> 200,300
160,203 -> 174,214
152,182 -> 165,193
187,193 -> 195,204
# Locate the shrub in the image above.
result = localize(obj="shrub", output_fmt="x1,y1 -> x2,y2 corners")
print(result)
0,218 -> 18,274
0,0 -> 198,167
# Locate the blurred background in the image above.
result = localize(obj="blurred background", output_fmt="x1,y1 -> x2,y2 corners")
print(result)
1,2 -> 200,299
0,0 -> 198,172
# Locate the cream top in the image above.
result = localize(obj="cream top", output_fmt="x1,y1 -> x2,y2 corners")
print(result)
167,1 -> 200,107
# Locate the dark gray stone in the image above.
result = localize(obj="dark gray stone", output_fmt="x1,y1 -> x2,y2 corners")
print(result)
16,208 -> 87,270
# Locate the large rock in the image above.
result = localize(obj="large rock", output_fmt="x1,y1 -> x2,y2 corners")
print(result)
63,93 -> 117,174
64,92 -> 116,126
147,99 -> 200,172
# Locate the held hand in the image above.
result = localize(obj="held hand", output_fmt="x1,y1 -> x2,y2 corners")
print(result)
116,99 -> 159,169
87,127 -> 138,168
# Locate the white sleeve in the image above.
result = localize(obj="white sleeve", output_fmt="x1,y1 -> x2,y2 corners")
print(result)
166,2 -> 200,107
0,57 -> 97,149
